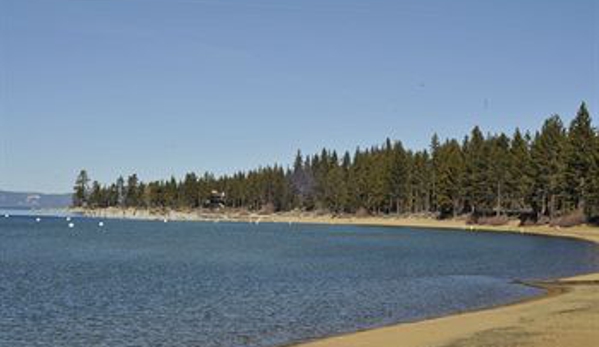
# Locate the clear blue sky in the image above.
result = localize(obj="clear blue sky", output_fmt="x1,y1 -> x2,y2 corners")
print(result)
1,0 -> 598,193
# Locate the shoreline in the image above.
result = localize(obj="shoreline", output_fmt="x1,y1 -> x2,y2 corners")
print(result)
73,206 -> 599,244
74,207 -> 599,347
286,280 -> 572,347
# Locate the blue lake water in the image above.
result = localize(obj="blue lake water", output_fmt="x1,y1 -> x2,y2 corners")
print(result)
1,214 -> 599,347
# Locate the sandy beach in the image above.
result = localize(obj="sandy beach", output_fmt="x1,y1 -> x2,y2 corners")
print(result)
75,208 -> 599,347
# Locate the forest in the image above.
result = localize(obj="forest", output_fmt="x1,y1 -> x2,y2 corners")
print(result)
73,103 -> 599,225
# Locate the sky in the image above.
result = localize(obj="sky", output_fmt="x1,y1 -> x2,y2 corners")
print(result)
1,0 -> 598,193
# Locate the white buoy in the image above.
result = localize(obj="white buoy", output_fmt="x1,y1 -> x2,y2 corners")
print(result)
98,221 -> 104,227
3,214 -> 9,218
35,217 -> 41,222
66,216 -> 71,222
68,222 -> 75,228
163,218 -> 168,223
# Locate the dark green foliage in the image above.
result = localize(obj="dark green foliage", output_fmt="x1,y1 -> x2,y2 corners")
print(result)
509,129 -> 533,211
88,181 -> 103,208
488,133 -> 511,216
72,170 -> 90,207
389,141 -> 409,214
181,173 -> 199,208
463,126 -> 488,214
530,115 -> 567,218
564,103 -> 595,211
585,121 -> 599,221
435,139 -> 464,217
73,104 -> 598,224
125,174 -> 140,207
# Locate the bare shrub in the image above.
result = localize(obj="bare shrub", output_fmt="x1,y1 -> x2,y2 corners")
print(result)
476,215 -> 509,226
259,203 -> 275,215
519,218 -> 538,227
466,214 -> 477,225
355,207 -> 370,218
314,209 -> 329,216
237,209 -> 250,216
550,210 -> 586,228
537,215 -> 551,225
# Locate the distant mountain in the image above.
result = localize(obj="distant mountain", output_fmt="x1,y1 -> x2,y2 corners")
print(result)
0,190 -> 72,209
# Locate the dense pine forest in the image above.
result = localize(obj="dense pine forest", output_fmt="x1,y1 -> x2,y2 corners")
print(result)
73,103 -> 599,225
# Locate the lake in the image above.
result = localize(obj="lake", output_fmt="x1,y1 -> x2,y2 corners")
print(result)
1,214 -> 598,347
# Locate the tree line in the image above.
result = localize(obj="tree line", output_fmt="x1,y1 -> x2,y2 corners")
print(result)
73,103 -> 599,224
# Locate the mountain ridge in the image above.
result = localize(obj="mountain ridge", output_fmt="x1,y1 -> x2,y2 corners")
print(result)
0,190 -> 71,209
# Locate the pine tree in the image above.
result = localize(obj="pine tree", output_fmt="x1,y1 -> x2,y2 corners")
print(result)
137,182 -> 149,208
290,150 -> 307,207
530,115 -> 567,218
436,140 -> 464,217
348,148 -> 369,212
389,141 -> 409,214
430,134 -> 441,212
71,104 -> 597,226
564,102 -> 595,211
463,127 -> 488,215
116,176 -> 126,207
125,174 -> 140,207
410,151 -> 431,213
88,181 -> 103,208
488,133 -> 511,216
164,177 -> 179,208
509,129 -> 533,211
586,130 -> 599,221
369,147 -> 391,213
181,172 -> 199,208
327,161 -> 349,213
73,169 -> 90,207
107,183 -> 119,207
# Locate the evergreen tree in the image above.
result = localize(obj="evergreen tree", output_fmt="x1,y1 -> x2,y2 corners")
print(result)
530,115 -> 567,218
586,129 -> 599,221
463,127 -> 488,214
488,133 -> 511,215
564,102 -> 595,211
116,176 -> 126,207
107,183 -> 119,207
430,134 -> 441,212
325,161 -> 348,212
436,140 -> 464,217
73,169 -> 90,207
389,141 -> 409,214
125,174 -> 140,207
509,129 -> 533,211
348,148 -> 369,212
88,180 -> 103,208
71,104 -> 597,226
164,177 -> 179,208
137,182 -> 149,208
181,173 -> 199,208
410,151 -> 432,213
369,147 -> 391,213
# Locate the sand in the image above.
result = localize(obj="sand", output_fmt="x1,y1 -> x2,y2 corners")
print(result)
74,208 -> 599,347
